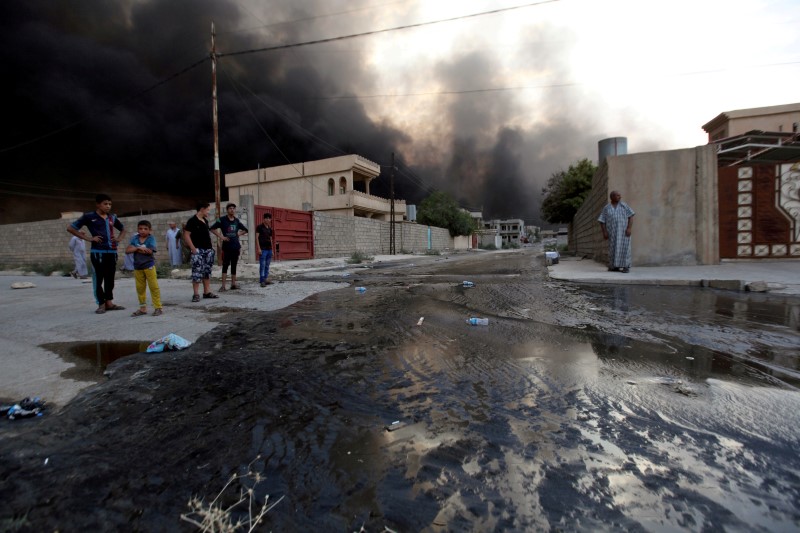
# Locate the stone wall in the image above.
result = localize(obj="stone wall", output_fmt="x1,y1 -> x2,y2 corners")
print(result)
0,208 -> 451,267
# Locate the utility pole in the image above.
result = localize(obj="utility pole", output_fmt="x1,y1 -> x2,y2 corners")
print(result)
211,23 -> 221,225
389,152 -> 395,255
211,23 -> 222,264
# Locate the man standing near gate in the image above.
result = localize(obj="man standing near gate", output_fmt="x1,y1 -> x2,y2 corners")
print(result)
598,190 -> 635,273
255,212 -> 273,287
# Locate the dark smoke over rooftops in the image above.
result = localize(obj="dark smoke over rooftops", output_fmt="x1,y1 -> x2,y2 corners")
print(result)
1,0 -> 613,226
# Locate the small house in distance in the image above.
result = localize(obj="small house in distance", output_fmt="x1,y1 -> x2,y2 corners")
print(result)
225,154 -> 406,221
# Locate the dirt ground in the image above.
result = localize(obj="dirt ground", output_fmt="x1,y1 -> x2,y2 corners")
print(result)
1,249 -> 798,531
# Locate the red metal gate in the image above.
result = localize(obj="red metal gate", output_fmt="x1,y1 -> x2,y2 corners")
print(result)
253,206 -> 314,260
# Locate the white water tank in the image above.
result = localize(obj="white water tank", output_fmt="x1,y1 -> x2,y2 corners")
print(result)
406,204 -> 417,222
598,137 -> 627,163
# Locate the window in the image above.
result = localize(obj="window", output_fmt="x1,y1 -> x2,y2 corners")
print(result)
339,177 -> 347,194
327,178 -> 334,196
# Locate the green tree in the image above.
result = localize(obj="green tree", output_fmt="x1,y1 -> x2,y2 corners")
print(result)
417,191 -> 476,237
540,158 -> 597,224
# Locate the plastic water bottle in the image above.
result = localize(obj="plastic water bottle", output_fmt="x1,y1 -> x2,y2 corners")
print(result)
462,281 -> 475,288
466,317 -> 489,326
355,287 -> 366,293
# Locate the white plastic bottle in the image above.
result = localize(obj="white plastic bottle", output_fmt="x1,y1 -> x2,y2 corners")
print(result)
466,317 -> 489,326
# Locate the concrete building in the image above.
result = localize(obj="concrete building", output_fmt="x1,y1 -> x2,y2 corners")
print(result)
572,103 -> 800,266
702,102 -> 800,142
484,218 -> 525,246
225,154 -> 406,221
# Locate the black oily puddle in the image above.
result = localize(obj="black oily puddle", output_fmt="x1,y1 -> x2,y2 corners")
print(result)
583,285 -> 800,387
588,330 -> 800,388
42,341 -> 150,382
585,284 -> 800,330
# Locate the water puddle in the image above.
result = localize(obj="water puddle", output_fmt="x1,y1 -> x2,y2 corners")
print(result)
42,341 -> 150,382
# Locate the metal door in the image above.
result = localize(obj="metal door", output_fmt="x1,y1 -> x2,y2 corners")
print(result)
254,206 -> 314,260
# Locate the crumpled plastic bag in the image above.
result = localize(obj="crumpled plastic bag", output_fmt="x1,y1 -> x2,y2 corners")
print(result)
146,333 -> 192,353
2,397 -> 46,420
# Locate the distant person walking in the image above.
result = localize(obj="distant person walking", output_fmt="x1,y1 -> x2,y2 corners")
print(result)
68,231 -> 89,279
166,221 -> 182,266
67,193 -> 126,313
598,190 -> 635,273
255,212 -> 274,287
210,203 -> 248,291
125,220 -> 162,317
184,202 -> 219,302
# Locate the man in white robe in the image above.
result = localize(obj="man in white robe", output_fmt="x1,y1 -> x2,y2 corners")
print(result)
166,221 -> 182,266
598,190 -> 635,273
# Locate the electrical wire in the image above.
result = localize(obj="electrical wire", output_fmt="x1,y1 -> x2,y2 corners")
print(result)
218,1 -> 559,57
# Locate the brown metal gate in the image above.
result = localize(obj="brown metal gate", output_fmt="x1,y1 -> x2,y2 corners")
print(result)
254,206 -> 314,260
719,164 -> 800,259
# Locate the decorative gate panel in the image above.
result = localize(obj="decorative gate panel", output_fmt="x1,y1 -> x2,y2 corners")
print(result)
719,164 -> 800,258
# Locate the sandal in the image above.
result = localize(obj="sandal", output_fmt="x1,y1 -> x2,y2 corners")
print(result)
191,294 -> 200,302
230,285 -> 240,290
95,307 -> 107,314
131,309 -> 147,317
218,286 -> 227,292
152,309 -> 163,316
106,304 -> 125,311
203,292 -> 219,299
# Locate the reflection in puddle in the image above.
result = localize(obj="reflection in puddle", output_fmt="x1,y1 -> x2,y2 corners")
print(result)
584,286 -> 800,387
42,341 -> 149,381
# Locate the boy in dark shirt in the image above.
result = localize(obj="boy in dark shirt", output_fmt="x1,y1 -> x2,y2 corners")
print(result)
256,212 -> 274,287
210,203 -> 248,291
67,193 -> 126,314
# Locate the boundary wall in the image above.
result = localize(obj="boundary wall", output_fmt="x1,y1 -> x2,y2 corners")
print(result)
0,208 -> 452,267
313,211 -> 453,258
571,145 -> 718,266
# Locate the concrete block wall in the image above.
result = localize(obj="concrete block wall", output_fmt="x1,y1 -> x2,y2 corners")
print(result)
0,209 -> 199,268
313,212 -> 452,258
571,160 -> 609,261
570,145 -> 719,267
0,209 -> 452,267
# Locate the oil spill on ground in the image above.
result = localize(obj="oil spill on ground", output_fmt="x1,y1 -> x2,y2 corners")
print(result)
2,250 -> 799,531
42,340 -> 150,381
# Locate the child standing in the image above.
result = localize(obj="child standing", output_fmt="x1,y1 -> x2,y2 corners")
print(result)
125,220 -> 163,317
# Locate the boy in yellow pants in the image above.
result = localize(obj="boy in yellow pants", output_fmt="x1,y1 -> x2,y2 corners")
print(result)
125,220 -> 163,317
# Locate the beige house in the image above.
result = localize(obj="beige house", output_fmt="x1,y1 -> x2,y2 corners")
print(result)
702,102 -> 800,141
225,154 -> 406,221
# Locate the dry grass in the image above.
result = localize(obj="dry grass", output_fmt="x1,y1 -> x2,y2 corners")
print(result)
180,458 -> 284,533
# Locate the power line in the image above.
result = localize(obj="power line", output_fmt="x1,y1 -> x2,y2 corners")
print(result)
219,0 -> 560,57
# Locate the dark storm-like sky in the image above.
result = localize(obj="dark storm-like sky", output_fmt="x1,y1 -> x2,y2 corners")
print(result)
8,0 -> 782,225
